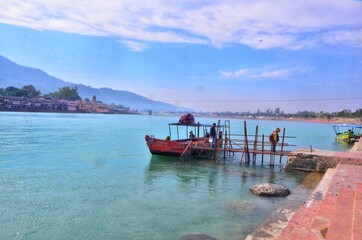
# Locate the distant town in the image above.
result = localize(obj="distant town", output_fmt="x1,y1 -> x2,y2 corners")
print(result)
0,85 -> 137,114
0,85 -> 361,123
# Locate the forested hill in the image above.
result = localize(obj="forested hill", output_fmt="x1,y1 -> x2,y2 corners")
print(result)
0,55 -> 190,111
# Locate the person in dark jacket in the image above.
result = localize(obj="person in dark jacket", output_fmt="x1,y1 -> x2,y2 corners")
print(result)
189,131 -> 195,139
210,123 -> 217,148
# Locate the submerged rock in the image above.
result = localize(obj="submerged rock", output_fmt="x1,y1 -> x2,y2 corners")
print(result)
250,183 -> 290,197
227,200 -> 256,213
180,234 -> 218,240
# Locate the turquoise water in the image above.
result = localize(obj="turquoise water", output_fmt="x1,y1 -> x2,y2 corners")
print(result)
0,113 -> 349,240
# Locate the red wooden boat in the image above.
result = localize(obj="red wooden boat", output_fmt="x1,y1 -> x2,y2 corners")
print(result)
145,120 -> 224,157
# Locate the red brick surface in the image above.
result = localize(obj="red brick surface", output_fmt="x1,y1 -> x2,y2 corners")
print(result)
278,164 -> 362,240
325,188 -> 355,240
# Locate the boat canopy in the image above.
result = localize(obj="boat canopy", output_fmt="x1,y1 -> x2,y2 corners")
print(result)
332,124 -> 362,135
168,122 -> 225,140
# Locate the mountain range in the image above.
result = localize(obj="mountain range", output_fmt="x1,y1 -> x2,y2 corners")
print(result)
0,55 -> 190,112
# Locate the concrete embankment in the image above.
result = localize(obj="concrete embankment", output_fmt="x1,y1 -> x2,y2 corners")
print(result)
245,140 -> 362,240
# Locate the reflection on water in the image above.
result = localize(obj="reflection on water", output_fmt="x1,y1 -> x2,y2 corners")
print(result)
144,155 -> 309,239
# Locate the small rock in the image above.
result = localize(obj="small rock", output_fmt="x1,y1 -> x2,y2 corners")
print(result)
180,234 -> 218,240
250,183 -> 290,197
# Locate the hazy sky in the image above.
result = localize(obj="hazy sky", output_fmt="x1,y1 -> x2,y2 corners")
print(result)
0,0 -> 361,113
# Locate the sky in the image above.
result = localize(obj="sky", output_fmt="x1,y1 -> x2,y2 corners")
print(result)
0,0 -> 361,113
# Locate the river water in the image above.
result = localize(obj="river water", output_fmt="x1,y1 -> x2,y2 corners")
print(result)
0,112 -> 350,240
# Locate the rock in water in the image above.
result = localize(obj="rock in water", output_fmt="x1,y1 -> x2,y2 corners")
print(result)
180,234 -> 218,240
250,183 -> 290,197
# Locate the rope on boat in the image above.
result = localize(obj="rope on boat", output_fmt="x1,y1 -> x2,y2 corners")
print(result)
180,141 -> 193,158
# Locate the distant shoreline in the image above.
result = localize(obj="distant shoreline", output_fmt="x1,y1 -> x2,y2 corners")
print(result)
0,108 -> 140,115
266,117 -> 361,125
195,115 -> 362,125
0,109 -> 361,125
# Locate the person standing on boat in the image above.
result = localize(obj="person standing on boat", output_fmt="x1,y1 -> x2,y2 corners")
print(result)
210,123 -> 217,148
269,128 -> 280,152
189,131 -> 195,139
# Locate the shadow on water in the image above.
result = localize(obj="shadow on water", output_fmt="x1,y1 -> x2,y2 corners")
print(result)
145,154 -> 309,189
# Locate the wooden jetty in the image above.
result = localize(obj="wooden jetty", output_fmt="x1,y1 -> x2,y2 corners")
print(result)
183,120 -> 296,166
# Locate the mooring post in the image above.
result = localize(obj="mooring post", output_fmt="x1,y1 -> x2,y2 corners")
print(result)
253,126 -> 258,162
261,134 -> 265,165
214,139 -> 218,161
243,121 -> 250,164
213,120 -> 222,162
270,153 -> 275,166
223,130 -> 227,164
279,128 -> 286,163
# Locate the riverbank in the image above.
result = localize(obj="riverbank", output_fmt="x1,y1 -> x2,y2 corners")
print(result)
191,113 -> 362,125
279,117 -> 361,124
246,140 -> 362,239
237,115 -> 361,124
0,108 -> 140,115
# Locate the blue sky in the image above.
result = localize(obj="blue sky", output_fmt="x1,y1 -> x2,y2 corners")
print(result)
0,0 -> 361,113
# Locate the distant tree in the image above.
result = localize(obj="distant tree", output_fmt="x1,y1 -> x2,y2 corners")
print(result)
337,109 -> 351,117
22,85 -> 41,98
354,108 -> 362,118
0,88 -> 5,96
46,86 -> 82,101
84,98 -> 90,102
320,111 -> 331,119
5,86 -> 25,97
297,110 -> 316,118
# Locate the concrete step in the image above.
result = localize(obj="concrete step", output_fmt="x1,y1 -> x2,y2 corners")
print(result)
277,169 -> 337,239
308,195 -> 338,239
325,187 -> 355,240
277,204 -> 321,240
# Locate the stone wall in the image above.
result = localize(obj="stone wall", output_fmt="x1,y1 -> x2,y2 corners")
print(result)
285,147 -> 362,173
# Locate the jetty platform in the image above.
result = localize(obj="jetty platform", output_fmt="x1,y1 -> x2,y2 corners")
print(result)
246,140 -> 362,240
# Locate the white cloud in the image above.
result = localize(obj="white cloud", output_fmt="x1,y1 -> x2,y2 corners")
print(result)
0,0 -> 361,50
220,66 -> 309,79
257,69 -> 293,78
121,40 -> 147,52
220,69 -> 248,78
320,29 -> 362,48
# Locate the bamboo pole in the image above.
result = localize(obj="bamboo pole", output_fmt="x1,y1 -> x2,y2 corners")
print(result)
180,141 -> 193,158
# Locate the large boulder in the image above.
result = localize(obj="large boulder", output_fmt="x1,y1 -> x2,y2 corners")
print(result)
250,183 -> 290,197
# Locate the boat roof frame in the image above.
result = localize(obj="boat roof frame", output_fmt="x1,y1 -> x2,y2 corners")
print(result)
332,124 -> 362,128
169,122 -> 224,127
333,124 -> 362,134
168,122 -> 224,140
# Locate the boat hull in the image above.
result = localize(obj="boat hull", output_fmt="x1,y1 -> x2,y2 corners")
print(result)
336,132 -> 359,141
145,135 -> 211,156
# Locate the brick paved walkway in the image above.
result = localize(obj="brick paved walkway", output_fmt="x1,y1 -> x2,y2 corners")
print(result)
278,139 -> 362,240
